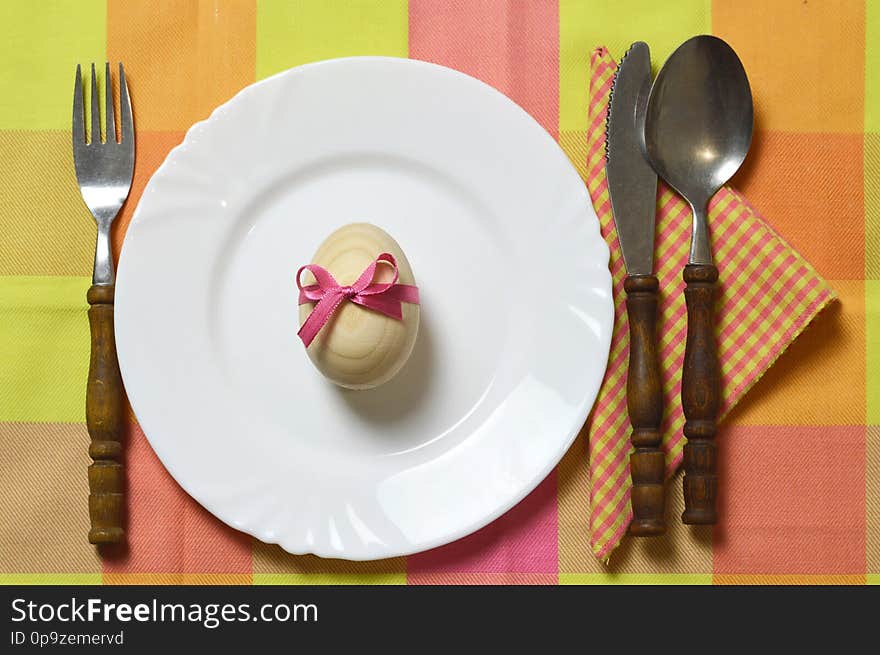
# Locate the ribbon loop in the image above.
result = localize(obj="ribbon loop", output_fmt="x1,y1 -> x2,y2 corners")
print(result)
296,253 -> 419,347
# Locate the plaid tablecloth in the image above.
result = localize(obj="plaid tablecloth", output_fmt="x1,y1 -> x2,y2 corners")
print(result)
0,0 -> 876,585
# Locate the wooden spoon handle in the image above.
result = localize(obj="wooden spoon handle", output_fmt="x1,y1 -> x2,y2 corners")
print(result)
681,264 -> 721,525
86,284 -> 125,544
624,275 -> 666,536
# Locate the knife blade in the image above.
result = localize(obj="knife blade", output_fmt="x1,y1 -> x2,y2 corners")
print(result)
606,41 -> 656,275
605,42 -> 666,536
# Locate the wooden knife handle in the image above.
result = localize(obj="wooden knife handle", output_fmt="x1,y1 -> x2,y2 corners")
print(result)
624,275 -> 666,536
681,264 -> 721,525
86,284 -> 125,544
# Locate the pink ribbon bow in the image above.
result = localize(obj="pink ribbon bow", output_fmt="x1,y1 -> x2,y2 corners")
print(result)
296,253 -> 420,347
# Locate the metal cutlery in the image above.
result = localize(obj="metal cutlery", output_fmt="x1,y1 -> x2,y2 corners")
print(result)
643,36 -> 753,524
605,42 -> 665,535
73,62 -> 135,544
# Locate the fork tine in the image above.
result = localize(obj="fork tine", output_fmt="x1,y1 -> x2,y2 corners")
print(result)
105,62 -> 116,144
118,63 -> 133,146
72,64 -> 84,144
90,63 -> 100,144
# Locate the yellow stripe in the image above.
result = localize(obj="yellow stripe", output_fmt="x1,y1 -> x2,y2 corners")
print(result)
255,0 -> 408,79
0,1 -> 106,130
590,471 -> 631,531
560,0 -> 711,131
721,263 -> 813,376
590,444 -> 631,500
0,276 -> 90,422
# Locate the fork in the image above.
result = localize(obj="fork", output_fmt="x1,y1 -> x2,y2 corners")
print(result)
73,62 -> 134,544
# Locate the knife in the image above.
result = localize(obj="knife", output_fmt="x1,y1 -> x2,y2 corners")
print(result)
605,42 -> 665,536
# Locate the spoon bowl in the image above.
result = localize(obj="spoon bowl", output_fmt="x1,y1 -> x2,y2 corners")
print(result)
644,35 -> 753,263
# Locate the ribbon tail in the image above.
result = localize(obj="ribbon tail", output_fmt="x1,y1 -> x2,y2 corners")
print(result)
381,284 -> 419,304
297,291 -> 346,347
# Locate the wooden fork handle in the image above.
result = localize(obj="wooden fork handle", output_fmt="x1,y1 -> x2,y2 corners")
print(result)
624,275 -> 666,536
86,284 -> 125,544
681,264 -> 721,525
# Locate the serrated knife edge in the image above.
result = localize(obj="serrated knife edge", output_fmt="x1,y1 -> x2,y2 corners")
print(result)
605,42 -> 658,276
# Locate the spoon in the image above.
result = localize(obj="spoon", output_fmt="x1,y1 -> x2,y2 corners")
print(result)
643,35 -> 753,524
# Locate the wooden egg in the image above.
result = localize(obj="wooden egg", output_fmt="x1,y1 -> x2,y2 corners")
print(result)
299,223 -> 419,389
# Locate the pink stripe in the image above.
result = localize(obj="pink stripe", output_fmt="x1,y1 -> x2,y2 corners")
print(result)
590,426 -> 629,489
587,138 -> 607,169
653,216 -> 691,268
715,209 -> 770,271
589,438 -> 633,499
590,368 -> 625,420
591,484 -> 633,538
591,467 -> 631,524
590,176 -> 610,199
594,513 -> 632,560
721,268 -> 817,385
587,133 -> 605,163
654,192 -> 740,276
665,387 -> 685,417
609,254 -> 626,278
588,178 -> 608,208
409,0 -> 559,135
588,435 -> 630,492
718,250 -> 793,344
711,215 -> 753,259
588,155 -> 607,184
588,81 -> 612,127
655,198 -> 736,275
656,186 -> 684,218
653,212 -> 689,261
653,226 -> 689,273
658,308 -> 688,361
717,247 -> 792,340
717,238 -> 788,309
588,68 -> 615,115
587,127 -> 608,156
590,59 -> 615,83
593,338 -> 627,416
589,344 -> 629,418
588,390 -> 629,460
665,454 -> 684,479
725,285 -> 829,402
591,358 -> 627,416
588,427 -> 628,482
590,469 -> 631,527
592,56 -> 615,75
701,198 -> 743,252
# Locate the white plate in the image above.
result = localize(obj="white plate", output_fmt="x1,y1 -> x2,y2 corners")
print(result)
116,57 -> 612,560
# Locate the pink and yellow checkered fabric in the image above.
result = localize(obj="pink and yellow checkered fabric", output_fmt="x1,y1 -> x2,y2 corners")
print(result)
1,1 -> 877,585
584,48 -> 834,559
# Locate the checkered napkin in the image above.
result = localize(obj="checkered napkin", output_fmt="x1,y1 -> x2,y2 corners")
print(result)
584,47 -> 836,560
